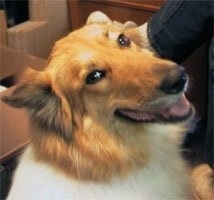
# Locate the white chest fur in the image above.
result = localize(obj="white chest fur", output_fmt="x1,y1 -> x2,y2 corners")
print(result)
7,145 -> 190,200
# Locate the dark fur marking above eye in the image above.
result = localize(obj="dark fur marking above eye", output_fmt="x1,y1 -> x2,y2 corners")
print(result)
86,70 -> 106,84
117,34 -> 131,47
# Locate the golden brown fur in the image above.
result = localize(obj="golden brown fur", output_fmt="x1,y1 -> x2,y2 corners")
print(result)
3,11 -> 194,199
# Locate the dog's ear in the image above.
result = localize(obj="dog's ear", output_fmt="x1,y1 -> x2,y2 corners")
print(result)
124,23 -> 154,51
86,11 -> 112,25
1,69 -> 73,142
124,25 -> 146,48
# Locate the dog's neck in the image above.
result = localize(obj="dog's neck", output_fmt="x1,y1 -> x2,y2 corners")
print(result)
31,117 -> 186,182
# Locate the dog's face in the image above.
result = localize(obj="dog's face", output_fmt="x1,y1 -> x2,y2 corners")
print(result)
2,12 -> 194,180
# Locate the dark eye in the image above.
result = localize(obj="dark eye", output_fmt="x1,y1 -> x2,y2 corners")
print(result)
117,34 -> 131,47
86,70 -> 106,84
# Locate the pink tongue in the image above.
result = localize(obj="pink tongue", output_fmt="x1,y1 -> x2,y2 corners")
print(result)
162,94 -> 190,118
119,94 -> 191,121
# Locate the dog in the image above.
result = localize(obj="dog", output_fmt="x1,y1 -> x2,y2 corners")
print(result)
2,11 -> 194,199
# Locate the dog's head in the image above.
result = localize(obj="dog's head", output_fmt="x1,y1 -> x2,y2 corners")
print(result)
2,12 -> 194,180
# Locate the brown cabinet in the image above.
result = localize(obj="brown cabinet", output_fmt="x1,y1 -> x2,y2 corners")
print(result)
69,0 -> 166,29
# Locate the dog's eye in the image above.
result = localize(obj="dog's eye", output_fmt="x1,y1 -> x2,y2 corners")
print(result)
117,34 -> 130,47
86,70 -> 106,84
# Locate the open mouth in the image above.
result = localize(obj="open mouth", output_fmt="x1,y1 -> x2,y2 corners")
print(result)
115,95 -> 194,123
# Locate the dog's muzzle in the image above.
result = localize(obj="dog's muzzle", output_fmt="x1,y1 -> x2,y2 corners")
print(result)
115,66 -> 194,123
160,66 -> 187,95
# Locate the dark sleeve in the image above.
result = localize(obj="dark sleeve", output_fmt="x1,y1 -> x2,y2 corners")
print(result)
148,0 -> 213,63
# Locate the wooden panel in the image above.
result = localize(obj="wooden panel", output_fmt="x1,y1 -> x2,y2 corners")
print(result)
6,0 -> 70,58
0,10 -> 7,45
0,46 -> 46,80
0,94 -> 29,162
69,0 -> 165,30
0,46 -> 47,162
87,0 -> 165,11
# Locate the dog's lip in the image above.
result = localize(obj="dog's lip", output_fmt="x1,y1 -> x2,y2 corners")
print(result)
115,95 -> 194,123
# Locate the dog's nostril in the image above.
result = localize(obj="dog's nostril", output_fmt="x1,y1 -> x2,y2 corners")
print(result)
160,69 -> 187,94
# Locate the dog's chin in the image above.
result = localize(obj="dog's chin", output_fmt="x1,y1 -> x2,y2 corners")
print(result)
115,94 -> 194,124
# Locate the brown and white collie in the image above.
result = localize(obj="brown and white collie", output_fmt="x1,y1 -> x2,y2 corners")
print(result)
2,11 -> 194,200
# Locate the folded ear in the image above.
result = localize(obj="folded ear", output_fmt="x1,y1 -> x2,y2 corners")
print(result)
113,20 -> 137,30
1,69 -> 72,142
124,25 -> 146,48
86,11 -> 112,25
125,23 -> 154,52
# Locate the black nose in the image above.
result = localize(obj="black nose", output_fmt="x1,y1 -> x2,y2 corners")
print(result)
160,66 -> 187,94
